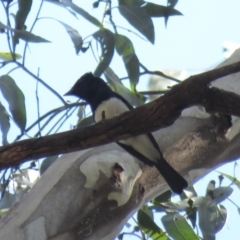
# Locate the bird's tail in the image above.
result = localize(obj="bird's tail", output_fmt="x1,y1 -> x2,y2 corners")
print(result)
155,159 -> 188,194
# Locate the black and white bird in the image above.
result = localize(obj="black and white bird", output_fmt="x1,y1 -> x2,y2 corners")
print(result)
64,72 -> 188,194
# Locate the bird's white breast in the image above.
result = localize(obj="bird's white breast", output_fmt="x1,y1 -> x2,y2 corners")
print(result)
94,97 -> 160,163
94,97 -> 129,122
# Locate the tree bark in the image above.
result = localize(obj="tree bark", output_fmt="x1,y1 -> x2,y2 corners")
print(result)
0,49 -> 240,240
0,59 -> 240,169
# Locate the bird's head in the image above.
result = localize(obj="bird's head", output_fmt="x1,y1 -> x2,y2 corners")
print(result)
64,72 -> 107,100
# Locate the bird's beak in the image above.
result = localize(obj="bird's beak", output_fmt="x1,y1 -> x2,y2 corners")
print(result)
64,89 -> 73,96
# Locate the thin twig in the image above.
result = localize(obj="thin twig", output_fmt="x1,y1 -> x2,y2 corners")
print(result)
1,0 -> 14,56
36,68 -> 41,137
108,1 -> 118,34
139,63 -> 181,83
22,0 -> 44,65
14,61 -> 67,105
14,102 -> 86,141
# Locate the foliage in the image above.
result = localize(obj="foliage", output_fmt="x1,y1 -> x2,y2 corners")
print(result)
0,0 -> 239,239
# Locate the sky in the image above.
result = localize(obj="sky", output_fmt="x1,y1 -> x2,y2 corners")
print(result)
0,0 -> 240,239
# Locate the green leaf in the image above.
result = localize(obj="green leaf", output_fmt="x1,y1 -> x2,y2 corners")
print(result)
122,0 -> 145,6
118,1 -> 154,43
104,67 -> 144,107
114,34 -> 139,88
65,2 -> 103,28
180,186 -> 198,200
40,155 -> 58,175
162,213 -> 200,240
215,204 -> 228,234
15,0 -> 32,29
212,186 -> 233,204
77,116 -> 94,129
0,52 -> 22,61
153,190 -> 172,207
198,199 -> 227,239
168,0 -> 178,8
93,29 -> 115,77
142,205 -> 153,220
138,208 -> 170,240
13,0 -> 32,46
0,75 -> 26,133
56,20 -> 83,54
217,171 -> 240,189
0,101 -> 10,145
0,22 -> 50,43
44,0 -> 78,18
143,3 -> 182,18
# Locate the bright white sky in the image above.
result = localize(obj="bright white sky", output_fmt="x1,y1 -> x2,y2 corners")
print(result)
0,0 -> 240,239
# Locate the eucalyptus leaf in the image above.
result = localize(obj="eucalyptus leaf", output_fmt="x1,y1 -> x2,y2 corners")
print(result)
15,0 -> 32,29
93,29 -> 115,77
143,3 -> 182,18
0,52 -> 22,61
198,199 -> 227,239
161,213 -> 200,240
0,22 -> 50,43
142,205 -> 153,220
153,190 -> 172,207
168,0 -> 178,8
137,208 -> 169,240
118,1 -> 154,43
64,2 -> 103,28
40,155 -> 58,175
0,101 -> 10,145
215,204 -> 227,233
57,20 -> 83,54
13,0 -> 32,46
104,67 -> 144,107
44,0 -> 78,18
114,34 -> 139,88
212,186 -> 233,204
0,75 -> 26,133
77,116 -> 94,129
0,188 -> 28,210
217,171 -> 240,189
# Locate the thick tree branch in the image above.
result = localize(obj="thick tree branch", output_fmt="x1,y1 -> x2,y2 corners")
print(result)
0,60 -> 240,169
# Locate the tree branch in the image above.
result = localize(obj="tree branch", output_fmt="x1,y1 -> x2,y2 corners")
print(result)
0,60 -> 240,169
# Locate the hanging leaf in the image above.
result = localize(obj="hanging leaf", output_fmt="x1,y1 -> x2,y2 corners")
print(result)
168,0 -> 178,8
142,205 -> 153,220
143,3 -> 182,18
104,67 -> 144,107
0,75 -> 26,133
56,20 -> 83,54
153,190 -> 172,207
214,204 -> 228,234
0,22 -> 50,43
198,199 -> 227,239
13,0 -> 32,46
114,34 -> 139,89
161,213 -> 200,240
217,171 -> 240,189
40,155 -> 58,175
93,29 -> 115,77
64,2 -> 103,28
77,116 -> 94,129
0,101 -> 10,145
44,0 -> 78,18
212,186 -> 233,204
122,0 -> 145,6
15,0 -> 32,29
0,52 -> 22,61
137,208 -> 170,240
118,0 -> 154,43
